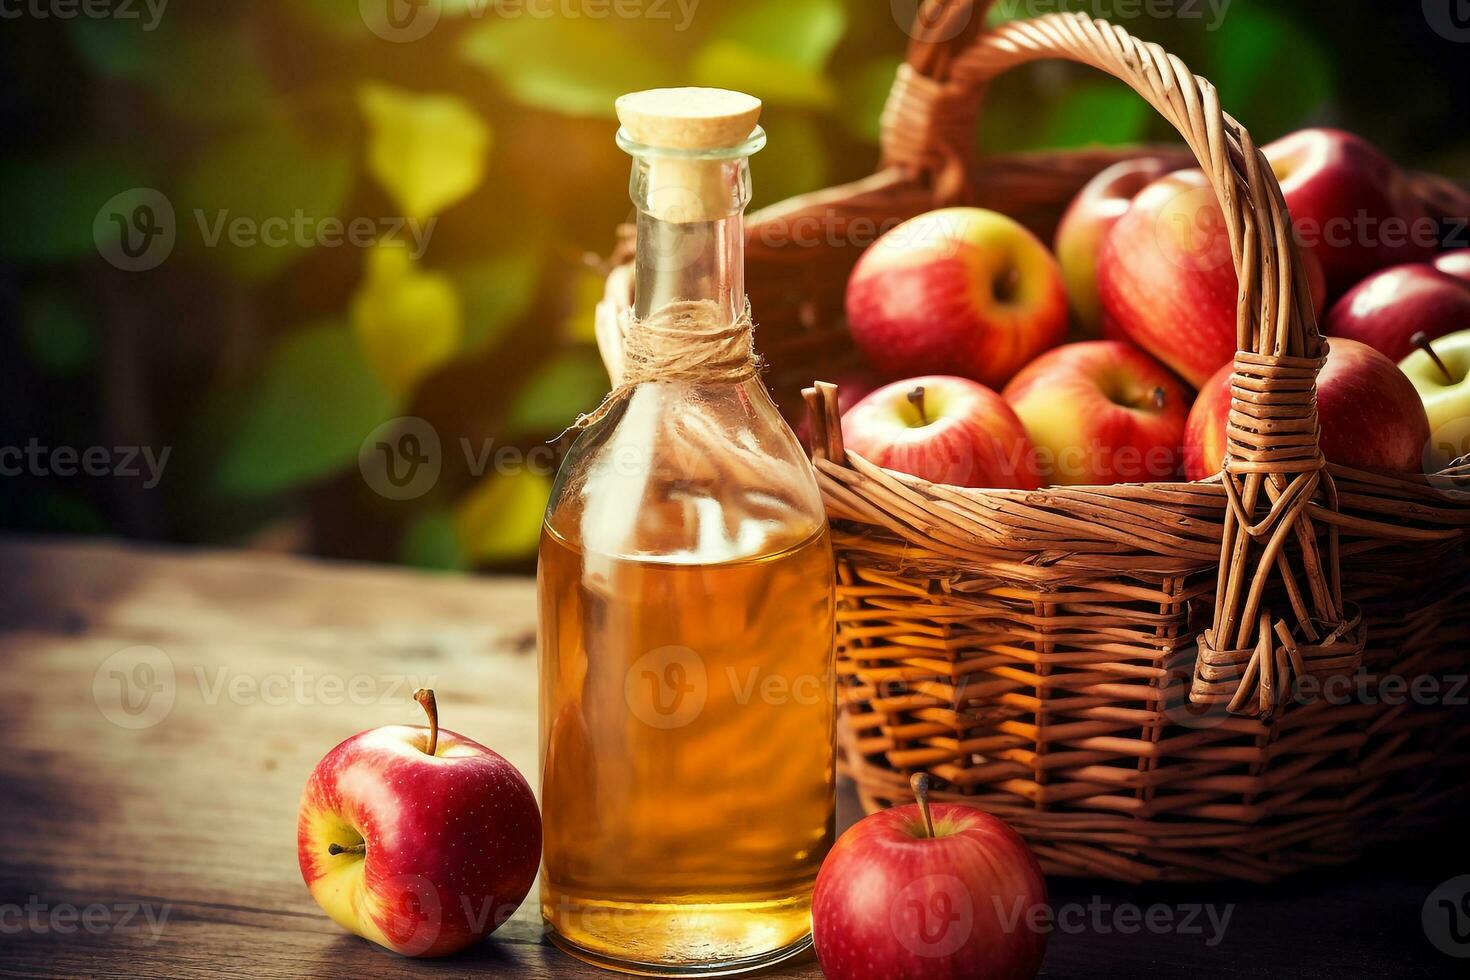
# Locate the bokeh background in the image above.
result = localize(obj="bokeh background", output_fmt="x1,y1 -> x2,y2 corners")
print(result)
1,0 -> 1466,571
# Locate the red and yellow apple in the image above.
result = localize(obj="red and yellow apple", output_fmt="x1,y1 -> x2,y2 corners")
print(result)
1184,337 -> 1431,480
841,375 -> 1041,489
1054,157 -> 1176,336
1401,329 -> 1470,472
1325,261 -> 1470,361
1003,340 -> 1190,486
846,207 -> 1068,389
1097,169 -> 1327,388
812,776 -> 1048,980
298,691 -> 541,957
1265,127 -> 1438,298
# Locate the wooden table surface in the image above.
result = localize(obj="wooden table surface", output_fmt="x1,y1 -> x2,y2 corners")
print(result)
1,536 -> 1466,978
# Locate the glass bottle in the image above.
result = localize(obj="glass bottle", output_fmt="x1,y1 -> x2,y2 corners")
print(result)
537,89 -> 836,976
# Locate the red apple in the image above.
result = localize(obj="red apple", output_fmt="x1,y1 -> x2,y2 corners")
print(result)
1055,157 -> 1176,336
1434,249 -> 1470,286
1265,128 -> 1438,298
812,776 -> 1048,980
846,207 -> 1068,389
841,376 -> 1041,489
1097,169 -> 1327,389
1325,262 -> 1470,361
298,690 -> 541,957
1184,337 -> 1431,480
1003,340 -> 1190,486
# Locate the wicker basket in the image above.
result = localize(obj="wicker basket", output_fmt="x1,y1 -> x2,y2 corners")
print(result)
602,1 -> 1470,882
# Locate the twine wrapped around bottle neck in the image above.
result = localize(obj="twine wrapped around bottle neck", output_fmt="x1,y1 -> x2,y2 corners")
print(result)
569,298 -> 759,432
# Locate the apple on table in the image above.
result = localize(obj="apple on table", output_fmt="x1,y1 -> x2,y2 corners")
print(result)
1003,340 -> 1190,486
1184,337 -> 1430,481
1401,329 -> 1470,471
846,207 -> 1068,389
841,375 -> 1041,489
297,690 -> 541,957
812,774 -> 1048,980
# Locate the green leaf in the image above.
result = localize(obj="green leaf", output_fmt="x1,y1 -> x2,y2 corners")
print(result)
0,147 -> 154,262
351,242 -> 464,395
21,288 -> 95,376
180,124 -> 353,280
505,350 -> 609,436
452,250 -> 543,354
359,82 -> 492,220
1037,83 -> 1150,149
214,321 -> 396,498
455,470 -> 552,564
837,57 -> 902,144
689,0 -> 846,109
461,17 -> 669,118
1210,9 -> 1333,138
399,508 -> 467,571
750,114 -> 828,210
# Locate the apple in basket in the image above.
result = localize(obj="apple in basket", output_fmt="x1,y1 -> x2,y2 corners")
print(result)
845,207 -> 1068,389
813,775 -> 1048,980
1434,249 -> 1470,285
1184,337 -> 1430,481
841,375 -> 1042,489
1054,157 -> 1177,336
1264,127 -> 1438,298
1401,329 -> 1470,471
1096,168 -> 1327,389
1325,260 -> 1470,361
1003,340 -> 1191,486
297,690 -> 541,957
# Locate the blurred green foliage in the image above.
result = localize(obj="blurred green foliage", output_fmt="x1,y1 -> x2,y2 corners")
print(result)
0,0 -> 1464,568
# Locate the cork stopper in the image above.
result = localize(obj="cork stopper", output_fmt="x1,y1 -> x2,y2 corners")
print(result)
615,88 -> 762,152
616,88 -> 762,223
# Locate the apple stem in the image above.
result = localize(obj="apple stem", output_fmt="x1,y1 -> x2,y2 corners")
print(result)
1413,332 -> 1453,383
415,688 -> 439,756
910,772 -> 937,839
328,842 -> 366,857
907,386 -> 929,425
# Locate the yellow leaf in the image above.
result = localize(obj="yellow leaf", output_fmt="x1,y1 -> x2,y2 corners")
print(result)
351,242 -> 462,395
359,82 -> 491,219
455,470 -> 551,564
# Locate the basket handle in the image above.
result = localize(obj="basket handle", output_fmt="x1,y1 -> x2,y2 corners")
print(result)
874,2 -> 1363,717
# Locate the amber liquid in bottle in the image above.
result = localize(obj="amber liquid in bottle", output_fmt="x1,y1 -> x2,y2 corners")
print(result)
538,91 -> 835,974
538,522 -> 834,967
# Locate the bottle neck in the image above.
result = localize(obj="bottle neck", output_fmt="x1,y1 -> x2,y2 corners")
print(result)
630,155 -> 750,325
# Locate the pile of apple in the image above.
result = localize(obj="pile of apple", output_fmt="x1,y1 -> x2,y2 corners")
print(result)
839,128 -> 1470,488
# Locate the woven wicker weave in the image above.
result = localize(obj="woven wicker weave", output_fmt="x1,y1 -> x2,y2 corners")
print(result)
603,1 -> 1470,881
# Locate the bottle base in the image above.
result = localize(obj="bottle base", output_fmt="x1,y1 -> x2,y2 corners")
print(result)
544,921 -> 813,977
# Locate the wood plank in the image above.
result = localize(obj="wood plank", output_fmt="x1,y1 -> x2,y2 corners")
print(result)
0,537 -> 1464,978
